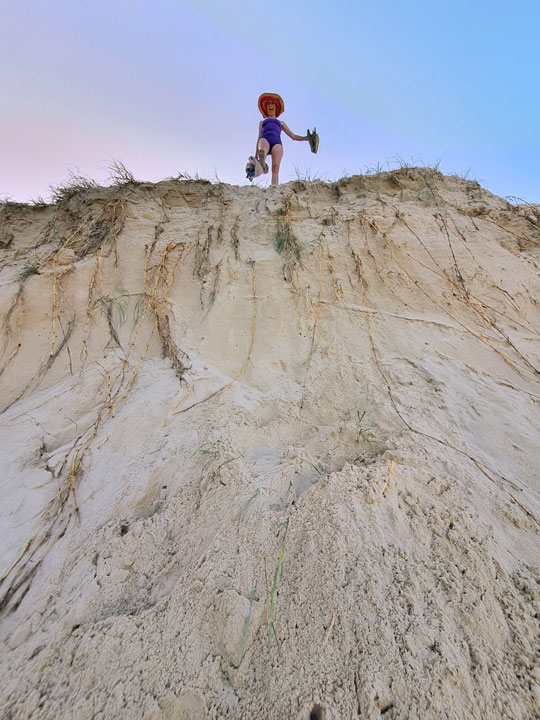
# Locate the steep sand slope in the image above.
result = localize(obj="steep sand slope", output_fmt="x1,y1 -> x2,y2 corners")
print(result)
1,170 -> 539,719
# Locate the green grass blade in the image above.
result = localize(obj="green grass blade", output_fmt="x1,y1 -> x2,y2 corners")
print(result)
235,581 -> 257,669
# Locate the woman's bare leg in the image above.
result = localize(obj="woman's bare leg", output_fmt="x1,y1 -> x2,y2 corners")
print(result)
270,144 -> 283,185
257,138 -> 270,171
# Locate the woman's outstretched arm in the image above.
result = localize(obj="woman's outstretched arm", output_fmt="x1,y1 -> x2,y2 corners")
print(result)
256,121 -> 263,155
281,122 -> 308,142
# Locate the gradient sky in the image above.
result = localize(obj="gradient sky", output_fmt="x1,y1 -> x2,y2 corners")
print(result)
1,0 -> 539,202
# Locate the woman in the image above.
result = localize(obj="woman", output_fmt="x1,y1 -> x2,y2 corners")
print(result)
255,92 -> 312,186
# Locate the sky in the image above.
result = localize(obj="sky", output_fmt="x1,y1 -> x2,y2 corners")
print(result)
1,0 -> 539,202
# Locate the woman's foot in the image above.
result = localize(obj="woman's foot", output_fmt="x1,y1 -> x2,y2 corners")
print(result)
257,148 -> 269,173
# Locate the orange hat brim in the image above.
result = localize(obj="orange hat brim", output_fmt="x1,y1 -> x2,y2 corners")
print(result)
258,93 -> 285,118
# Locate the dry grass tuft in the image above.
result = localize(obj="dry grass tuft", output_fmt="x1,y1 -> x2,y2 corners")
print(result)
49,171 -> 102,204
108,159 -> 138,186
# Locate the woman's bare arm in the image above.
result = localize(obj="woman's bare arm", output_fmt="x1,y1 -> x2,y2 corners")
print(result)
256,121 -> 263,155
281,122 -> 308,142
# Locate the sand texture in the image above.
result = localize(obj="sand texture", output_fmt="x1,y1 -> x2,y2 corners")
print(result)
1,170 -> 539,719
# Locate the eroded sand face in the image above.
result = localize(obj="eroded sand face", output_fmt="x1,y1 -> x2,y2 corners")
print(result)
1,170 -> 539,719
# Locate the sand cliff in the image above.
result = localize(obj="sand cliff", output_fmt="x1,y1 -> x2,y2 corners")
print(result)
1,170 -> 539,719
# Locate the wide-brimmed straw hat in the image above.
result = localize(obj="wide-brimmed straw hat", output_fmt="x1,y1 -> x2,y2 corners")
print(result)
258,92 -> 285,118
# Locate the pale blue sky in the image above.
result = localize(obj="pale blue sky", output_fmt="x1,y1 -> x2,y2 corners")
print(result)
1,0 -> 538,201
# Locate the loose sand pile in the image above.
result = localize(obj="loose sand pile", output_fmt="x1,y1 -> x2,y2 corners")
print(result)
1,170 -> 539,719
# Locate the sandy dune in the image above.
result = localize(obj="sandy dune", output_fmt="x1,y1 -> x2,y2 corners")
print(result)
1,170 -> 539,719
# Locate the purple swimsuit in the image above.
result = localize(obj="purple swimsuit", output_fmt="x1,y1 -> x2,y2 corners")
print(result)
262,118 -> 282,151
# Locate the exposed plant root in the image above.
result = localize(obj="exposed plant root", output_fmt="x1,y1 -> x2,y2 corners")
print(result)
346,220 -> 367,292
45,317 -> 75,375
195,226 -> 213,280
231,216 -> 241,259
303,242 -> 323,369
289,269 -> 304,332
207,260 -> 222,307
275,196 -> 301,281
105,300 -> 122,347
327,248 -> 344,300
0,558 -> 43,614
156,313 -> 190,383
0,282 -> 24,377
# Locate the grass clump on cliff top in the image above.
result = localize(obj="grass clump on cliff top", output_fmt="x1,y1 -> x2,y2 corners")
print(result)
48,160 -> 142,205
108,159 -> 138,185
0,197 -> 29,210
49,170 -> 102,204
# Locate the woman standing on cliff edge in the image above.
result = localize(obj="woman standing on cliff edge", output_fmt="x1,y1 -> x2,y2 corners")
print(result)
250,92 -> 319,186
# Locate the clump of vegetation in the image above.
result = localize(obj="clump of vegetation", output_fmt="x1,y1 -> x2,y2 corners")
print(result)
267,519 -> 289,655
356,410 -> 371,442
275,216 -> 299,257
20,259 -> 40,278
49,160 -> 143,204
275,198 -> 302,281
1,193 -> 48,209
30,196 -> 48,207
108,159 -> 138,186
362,157 -> 444,177
167,171 -> 212,183
363,161 -> 385,176
390,154 -> 423,170
49,171 -> 101,204
293,165 -> 324,182
0,197 -> 30,210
